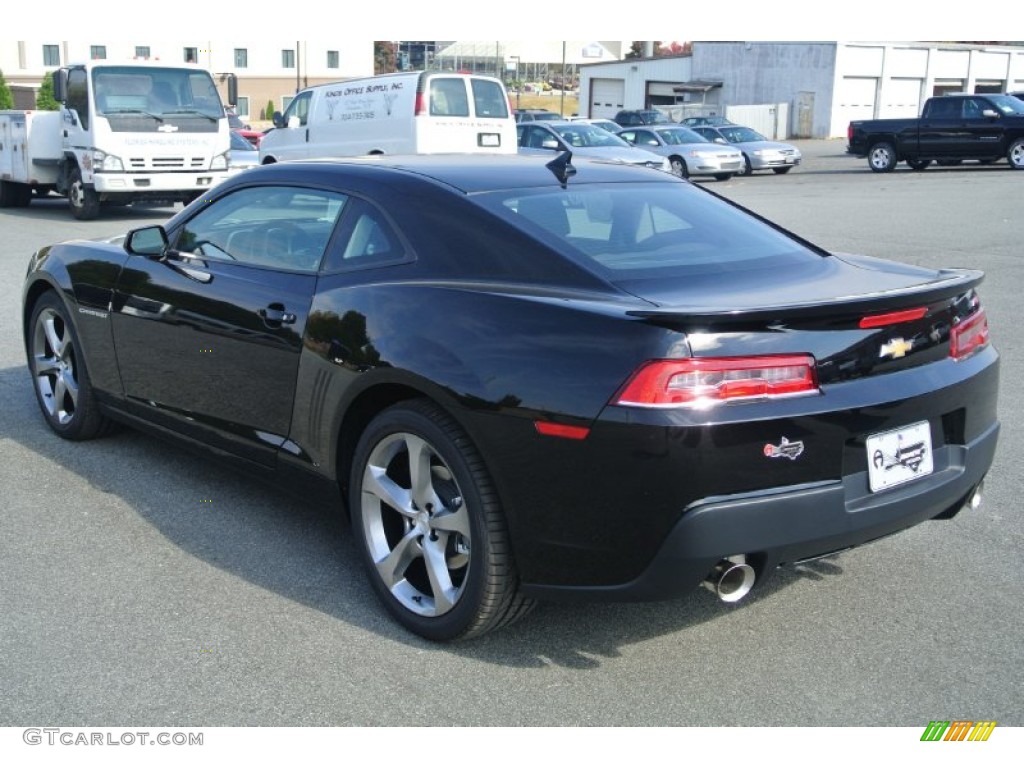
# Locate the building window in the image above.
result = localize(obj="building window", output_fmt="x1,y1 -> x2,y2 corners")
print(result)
327,50 -> 339,69
135,46 -> 151,59
282,49 -> 295,68
42,45 -> 60,67
236,96 -> 250,119
90,45 -> 107,60
281,95 -> 294,112
235,48 -> 247,68
184,47 -> 198,63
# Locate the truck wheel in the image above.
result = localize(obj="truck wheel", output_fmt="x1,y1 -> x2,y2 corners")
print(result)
68,168 -> 101,220
868,142 -> 897,172
906,158 -> 931,171
1008,139 -> 1024,170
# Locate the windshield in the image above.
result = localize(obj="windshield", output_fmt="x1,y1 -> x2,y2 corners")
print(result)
230,132 -> 256,150
987,94 -> 1024,115
554,124 -> 629,148
655,127 -> 710,145
92,66 -> 224,118
719,126 -> 768,143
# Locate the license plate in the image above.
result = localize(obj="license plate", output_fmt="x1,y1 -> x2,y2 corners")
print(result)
478,133 -> 500,147
866,421 -> 933,492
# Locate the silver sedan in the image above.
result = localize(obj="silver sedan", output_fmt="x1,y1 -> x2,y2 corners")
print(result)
616,126 -> 744,180
691,124 -> 802,175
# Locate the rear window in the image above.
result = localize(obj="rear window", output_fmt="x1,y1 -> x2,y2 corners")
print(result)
478,182 -> 821,279
471,79 -> 509,118
429,78 -> 470,117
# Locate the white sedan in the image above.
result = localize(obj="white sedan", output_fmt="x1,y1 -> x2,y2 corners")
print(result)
691,124 -> 802,175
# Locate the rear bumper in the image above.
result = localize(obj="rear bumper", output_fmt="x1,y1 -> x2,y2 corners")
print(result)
523,420 -> 999,602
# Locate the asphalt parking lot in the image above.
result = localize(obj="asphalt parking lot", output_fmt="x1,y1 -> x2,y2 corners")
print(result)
1,141 -> 1021,727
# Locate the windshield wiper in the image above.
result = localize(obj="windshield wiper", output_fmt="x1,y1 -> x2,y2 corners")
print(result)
163,108 -> 219,122
101,108 -> 163,122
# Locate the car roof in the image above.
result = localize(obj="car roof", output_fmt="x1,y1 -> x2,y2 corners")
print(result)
237,154 -> 679,196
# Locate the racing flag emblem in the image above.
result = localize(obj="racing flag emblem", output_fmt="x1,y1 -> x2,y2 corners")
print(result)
764,437 -> 804,460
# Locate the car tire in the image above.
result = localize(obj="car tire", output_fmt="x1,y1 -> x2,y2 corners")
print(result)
868,142 -> 897,172
905,158 -> 931,171
28,292 -> 114,440
670,157 -> 688,178
68,167 -> 101,220
740,155 -> 754,176
349,399 -> 534,641
772,166 -> 793,174
1008,139 -> 1024,170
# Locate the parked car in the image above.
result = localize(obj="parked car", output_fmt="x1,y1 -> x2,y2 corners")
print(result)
514,108 -> 563,123
616,125 -> 744,180
227,112 -> 264,147
567,117 -> 622,133
22,154 -> 999,641
517,120 -> 669,171
613,109 -> 672,127
680,116 -> 736,128
691,124 -> 802,175
228,130 -> 260,173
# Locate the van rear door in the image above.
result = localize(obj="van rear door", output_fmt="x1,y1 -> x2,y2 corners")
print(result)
416,75 -> 516,154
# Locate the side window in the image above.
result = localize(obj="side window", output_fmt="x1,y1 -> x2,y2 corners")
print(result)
429,78 -> 470,117
470,79 -> 509,118
67,68 -> 89,130
635,129 -> 657,146
322,197 -> 409,272
174,186 -> 348,272
283,90 -> 312,126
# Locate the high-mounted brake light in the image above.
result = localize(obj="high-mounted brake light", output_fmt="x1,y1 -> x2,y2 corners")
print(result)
615,355 -> 819,408
859,307 -> 927,328
950,309 -> 989,361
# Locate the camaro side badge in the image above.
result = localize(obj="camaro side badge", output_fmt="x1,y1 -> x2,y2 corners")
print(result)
880,337 -> 913,359
764,437 -> 804,460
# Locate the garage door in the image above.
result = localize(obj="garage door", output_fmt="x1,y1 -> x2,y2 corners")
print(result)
834,77 -> 877,134
879,78 -> 922,119
590,79 -> 624,120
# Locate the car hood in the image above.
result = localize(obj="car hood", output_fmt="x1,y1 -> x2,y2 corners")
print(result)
571,146 -> 666,165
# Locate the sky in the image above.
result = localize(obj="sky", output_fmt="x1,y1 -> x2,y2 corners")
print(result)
4,3 -> 1003,44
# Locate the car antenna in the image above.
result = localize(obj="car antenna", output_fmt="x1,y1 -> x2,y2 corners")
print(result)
546,150 -> 576,186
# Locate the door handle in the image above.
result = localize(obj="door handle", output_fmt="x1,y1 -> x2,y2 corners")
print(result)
259,305 -> 296,325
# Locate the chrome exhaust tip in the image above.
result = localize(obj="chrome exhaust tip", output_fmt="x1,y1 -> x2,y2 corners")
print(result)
968,481 -> 984,511
704,555 -> 756,603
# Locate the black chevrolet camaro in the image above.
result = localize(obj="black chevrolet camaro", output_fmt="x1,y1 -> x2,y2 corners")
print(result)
22,154 -> 1000,641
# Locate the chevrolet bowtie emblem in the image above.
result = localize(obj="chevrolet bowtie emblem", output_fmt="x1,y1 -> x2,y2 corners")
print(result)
880,337 -> 913,359
157,124 -> 179,133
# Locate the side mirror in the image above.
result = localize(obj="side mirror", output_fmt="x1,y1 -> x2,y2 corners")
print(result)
981,109 -> 999,119
715,137 -> 728,145
287,115 -> 301,129
124,226 -> 169,258
54,69 -> 68,103
226,74 -> 238,109
272,110 -> 286,129
541,138 -> 560,150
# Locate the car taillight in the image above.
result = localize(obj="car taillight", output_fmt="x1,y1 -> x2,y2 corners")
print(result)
859,307 -> 927,328
950,309 -> 989,361
614,355 -> 819,408
415,92 -> 427,116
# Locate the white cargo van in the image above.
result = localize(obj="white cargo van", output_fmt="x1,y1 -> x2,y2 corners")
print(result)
259,71 -> 516,163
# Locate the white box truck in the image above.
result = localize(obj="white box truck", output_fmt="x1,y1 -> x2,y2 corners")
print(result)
259,70 -> 516,164
0,61 -> 236,219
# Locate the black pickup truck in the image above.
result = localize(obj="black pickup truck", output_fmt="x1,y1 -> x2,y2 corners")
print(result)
847,93 -> 1024,172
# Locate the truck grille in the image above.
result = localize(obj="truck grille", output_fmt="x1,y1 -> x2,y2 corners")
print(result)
127,157 -> 206,170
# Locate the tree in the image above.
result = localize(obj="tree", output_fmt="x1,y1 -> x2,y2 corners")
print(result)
36,71 -> 60,110
374,41 -> 397,75
265,99 -> 275,120
0,69 -> 14,110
